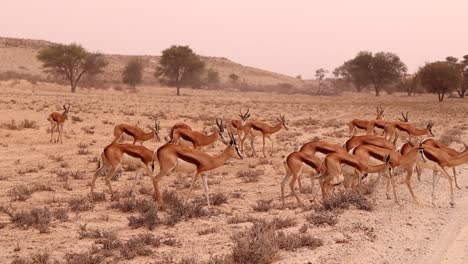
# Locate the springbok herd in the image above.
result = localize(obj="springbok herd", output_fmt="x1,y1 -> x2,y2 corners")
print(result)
48,105 -> 468,210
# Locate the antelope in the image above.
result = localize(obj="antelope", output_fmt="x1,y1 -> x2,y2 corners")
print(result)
240,114 -> 288,157
163,122 -> 192,142
47,104 -> 70,144
171,119 -> 225,149
347,107 -> 385,136
152,130 -> 243,209
318,152 -> 387,200
299,140 -> 347,156
401,139 -> 468,189
281,151 -> 322,205
416,144 -> 468,207
113,121 -> 161,145
367,111 -> 409,135
353,144 -> 423,205
289,140 -> 347,194
384,118 -> 434,145
230,108 -> 251,141
344,135 -> 395,152
91,142 -> 155,199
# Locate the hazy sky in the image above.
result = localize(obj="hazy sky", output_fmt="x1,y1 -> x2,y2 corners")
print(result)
2,0 -> 468,78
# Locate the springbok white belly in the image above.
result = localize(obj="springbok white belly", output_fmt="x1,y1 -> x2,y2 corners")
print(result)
174,158 -> 197,172
121,153 -> 144,167
250,129 -> 263,137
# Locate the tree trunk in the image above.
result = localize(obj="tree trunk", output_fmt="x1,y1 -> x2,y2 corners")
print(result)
317,82 -> 322,95
355,85 -> 362,92
374,85 -> 380,96
457,89 -> 465,98
438,92 -> 445,102
70,80 -> 77,93
176,85 -> 180,96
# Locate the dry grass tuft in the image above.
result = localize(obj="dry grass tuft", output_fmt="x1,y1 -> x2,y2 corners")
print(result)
307,211 -> 338,226
236,168 -> 264,183
321,191 -> 373,212
252,199 -> 273,212
9,207 -> 52,233
68,196 -> 94,212
8,183 -> 53,201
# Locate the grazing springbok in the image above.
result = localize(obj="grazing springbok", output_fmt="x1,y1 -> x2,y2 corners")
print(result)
113,121 -> 161,145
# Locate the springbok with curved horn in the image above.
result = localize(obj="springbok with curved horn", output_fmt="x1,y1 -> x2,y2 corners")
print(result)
347,106 -> 385,136
171,119 -> 226,149
230,108 -> 251,141
113,121 -> 161,145
384,116 -> 434,145
240,114 -> 288,157
47,104 -> 71,144
367,111 -> 409,135
152,129 -> 243,209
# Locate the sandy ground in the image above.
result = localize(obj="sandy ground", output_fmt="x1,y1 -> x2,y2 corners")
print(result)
0,81 -> 467,263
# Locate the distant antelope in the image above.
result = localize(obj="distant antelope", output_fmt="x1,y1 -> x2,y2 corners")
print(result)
230,108 -> 251,141
113,121 -> 161,145
384,116 -> 434,145
47,104 -> 70,144
347,107 -> 385,136
240,114 -> 288,157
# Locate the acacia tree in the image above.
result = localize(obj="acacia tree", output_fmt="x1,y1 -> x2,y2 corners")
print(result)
460,55 -> 468,98
154,45 -> 205,96
334,51 -> 406,96
368,52 -> 407,96
418,61 -> 462,101
315,68 -> 327,94
333,52 -> 372,92
122,58 -> 144,89
37,43 -> 107,93
445,55 -> 468,98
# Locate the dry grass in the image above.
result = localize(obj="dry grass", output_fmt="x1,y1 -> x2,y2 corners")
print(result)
0,119 -> 38,130
9,207 -> 52,233
321,191 -> 373,212
236,168 -> 264,183
8,183 -> 53,201
307,211 -> 338,226
252,199 -> 273,212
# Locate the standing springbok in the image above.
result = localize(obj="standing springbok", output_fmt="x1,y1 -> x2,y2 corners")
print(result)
230,108 -> 251,141
240,114 -> 288,157
47,104 -> 71,144
152,130 -> 243,209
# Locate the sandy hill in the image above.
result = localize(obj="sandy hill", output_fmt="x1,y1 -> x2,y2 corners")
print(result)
0,36 -> 303,87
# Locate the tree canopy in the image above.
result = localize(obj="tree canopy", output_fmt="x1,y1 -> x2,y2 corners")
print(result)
418,61 -> 462,101
334,51 -> 406,96
154,45 -> 205,96
37,43 -> 107,93
122,58 -> 144,89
